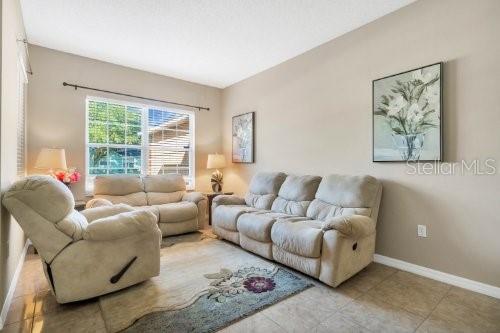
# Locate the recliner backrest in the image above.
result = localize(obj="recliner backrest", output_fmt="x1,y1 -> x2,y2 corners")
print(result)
143,174 -> 186,205
271,175 -> 321,216
94,175 -> 147,206
245,172 -> 287,209
2,176 -> 87,263
306,174 -> 382,221
93,174 -> 187,206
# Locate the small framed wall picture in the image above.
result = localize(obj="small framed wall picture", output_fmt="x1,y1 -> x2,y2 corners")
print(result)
373,62 -> 442,162
232,112 -> 254,163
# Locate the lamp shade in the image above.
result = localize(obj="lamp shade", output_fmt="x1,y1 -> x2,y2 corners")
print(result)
35,148 -> 67,171
207,154 -> 226,169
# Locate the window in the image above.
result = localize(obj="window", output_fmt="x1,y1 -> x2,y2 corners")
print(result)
86,97 -> 195,192
17,57 -> 28,178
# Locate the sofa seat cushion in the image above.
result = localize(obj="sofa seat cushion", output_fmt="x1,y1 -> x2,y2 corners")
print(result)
271,220 -> 324,258
237,213 -> 273,243
213,205 -> 258,231
156,201 -> 197,223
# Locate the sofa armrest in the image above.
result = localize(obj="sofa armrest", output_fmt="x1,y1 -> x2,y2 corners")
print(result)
85,198 -> 113,209
322,215 -> 376,239
212,195 -> 245,207
83,210 -> 158,241
81,204 -> 134,223
182,192 -> 206,204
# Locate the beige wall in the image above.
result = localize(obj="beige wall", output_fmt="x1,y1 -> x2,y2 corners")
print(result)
1,0 -> 28,314
27,45 -> 222,200
221,0 -> 500,287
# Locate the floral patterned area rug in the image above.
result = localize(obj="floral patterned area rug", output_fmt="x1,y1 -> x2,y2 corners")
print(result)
98,231 -> 312,333
124,266 -> 311,333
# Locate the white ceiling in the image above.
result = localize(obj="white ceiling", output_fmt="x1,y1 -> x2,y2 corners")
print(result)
21,0 -> 414,88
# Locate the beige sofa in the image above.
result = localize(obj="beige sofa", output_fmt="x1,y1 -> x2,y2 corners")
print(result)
87,174 -> 208,236
2,176 -> 161,303
212,172 -> 382,287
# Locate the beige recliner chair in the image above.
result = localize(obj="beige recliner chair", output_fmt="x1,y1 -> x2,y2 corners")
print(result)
2,176 -> 161,303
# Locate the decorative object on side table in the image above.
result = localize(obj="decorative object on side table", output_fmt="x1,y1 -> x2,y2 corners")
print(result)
373,62 -> 442,162
207,153 -> 226,192
35,147 -> 81,186
205,192 -> 233,225
232,111 -> 254,163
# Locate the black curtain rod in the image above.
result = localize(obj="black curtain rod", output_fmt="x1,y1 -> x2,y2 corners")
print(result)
62,82 -> 210,111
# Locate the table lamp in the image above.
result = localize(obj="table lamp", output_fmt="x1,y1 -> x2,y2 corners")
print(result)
35,148 -> 67,174
207,153 -> 226,192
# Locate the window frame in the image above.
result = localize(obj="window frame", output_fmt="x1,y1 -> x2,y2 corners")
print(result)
85,96 -> 196,194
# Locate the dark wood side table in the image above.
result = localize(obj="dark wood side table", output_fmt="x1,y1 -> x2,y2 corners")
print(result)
75,200 -> 87,211
205,192 -> 234,225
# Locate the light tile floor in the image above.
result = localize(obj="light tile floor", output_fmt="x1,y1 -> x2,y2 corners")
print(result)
2,243 -> 499,333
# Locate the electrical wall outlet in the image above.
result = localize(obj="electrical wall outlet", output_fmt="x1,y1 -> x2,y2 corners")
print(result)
417,224 -> 427,238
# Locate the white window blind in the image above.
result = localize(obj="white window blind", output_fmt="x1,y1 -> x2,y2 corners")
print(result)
86,97 -> 195,192
17,58 -> 28,178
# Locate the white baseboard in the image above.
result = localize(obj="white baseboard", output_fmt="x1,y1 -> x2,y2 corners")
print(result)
374,254 -> 500,300
0,240 -> 30,329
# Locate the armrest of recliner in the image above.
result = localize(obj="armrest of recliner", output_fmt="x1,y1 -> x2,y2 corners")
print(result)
81,203 -> 135,223
322,215 -> 376,239
182,192 -> 206,204
83,210 -> 158,241
212,195 -> 245,207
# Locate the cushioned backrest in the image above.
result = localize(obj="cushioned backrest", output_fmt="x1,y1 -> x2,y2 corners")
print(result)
143,174 -> 186,205
3,176 -> 74,222
94,175 -> 144,195
93,175 -> 147,206
306,174 -> 381,221
271,175 -> 321,216
143,174 -> 186,192
2,176 -> 76,263
245,172 -> 287,209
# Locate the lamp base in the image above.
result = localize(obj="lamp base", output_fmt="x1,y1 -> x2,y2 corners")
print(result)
211,169 -> 223,193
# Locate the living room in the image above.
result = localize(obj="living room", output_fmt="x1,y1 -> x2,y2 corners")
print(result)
1,0 -> 499,332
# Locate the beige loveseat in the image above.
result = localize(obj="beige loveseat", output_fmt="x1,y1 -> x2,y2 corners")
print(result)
87,174 -> 207,236
212,172 -> 382,287
2,176 -> 161,303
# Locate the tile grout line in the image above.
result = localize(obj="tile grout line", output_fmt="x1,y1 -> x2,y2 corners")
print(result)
412,284 -> 452,332
333,268 -> 401,333
296,266 -> 401,333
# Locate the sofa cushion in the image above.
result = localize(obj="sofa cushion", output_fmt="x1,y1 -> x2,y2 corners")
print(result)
271,175 -> 321,216
271,220 -> 324,258
156,201 -> 198,223
94,175 -> 144,196
143,174 -> 186,193
237,213 -> 274,242
213,205 -> 258,231
146,191 -> 185,205
307,200 -> 372,221
94,192 -> 147,207
244,172 -> 287,209
307,174 -> 380,220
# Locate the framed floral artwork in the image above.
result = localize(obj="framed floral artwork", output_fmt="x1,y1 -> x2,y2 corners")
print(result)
373,63 -> 442,162
232,112 -> 254,163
